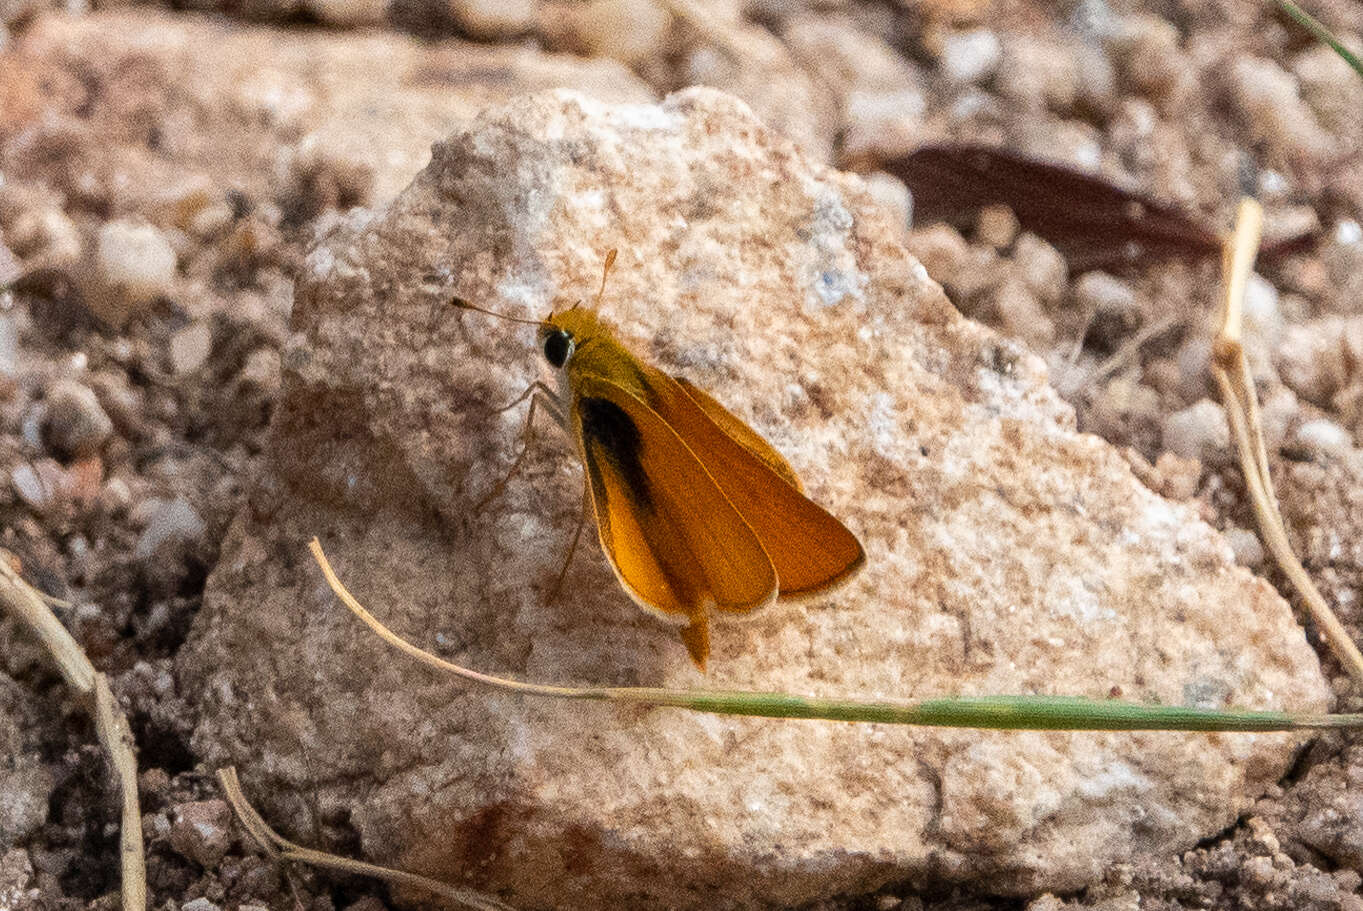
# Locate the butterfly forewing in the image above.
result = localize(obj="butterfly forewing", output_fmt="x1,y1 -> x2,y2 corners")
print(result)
572,376 -> 780,664
672,377 -> 804,491
642,368 -> 866,596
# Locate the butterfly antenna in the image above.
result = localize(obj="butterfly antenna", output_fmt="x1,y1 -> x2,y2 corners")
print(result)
594,249 -> 618,308
450,295 -> 541,327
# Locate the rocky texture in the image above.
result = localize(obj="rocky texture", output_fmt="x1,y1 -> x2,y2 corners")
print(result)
0,674 -> 54,848
0,11 -> 653,215
180,88 -> 1330,910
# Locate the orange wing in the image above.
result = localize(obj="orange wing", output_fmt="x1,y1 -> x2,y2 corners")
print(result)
642,369 -> 866,597
572,376 -> 779,668
673,378 -> 804,491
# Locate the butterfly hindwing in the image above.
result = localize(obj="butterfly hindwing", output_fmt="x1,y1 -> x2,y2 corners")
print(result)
641,368 -> 866,597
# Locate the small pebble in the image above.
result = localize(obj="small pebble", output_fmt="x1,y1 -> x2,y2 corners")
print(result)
1162,398 -> 1229,462
170,322 -> 214,375
0,314 -> 17,381
1011,233 -> 1067,305
41,379 -> 114,459
64,456 -> 103,508
1229,56 -> 1334,162
1154,452 -> 1200,501
138,767 -> 172,803
974,204 -> 1018,249
134,497 -> 206,562
448,0 -> 534,38
861,172 -> 911,232
0,238 -> 20,288
574,0 -> 672,66
1174,333 -> 1213,402
905,224 -> 969,279
170,800 -> 233,869
181,899 -> 221,911
10,459 -> 65,514
1293,417 -> 1353,456
936,27 -> 1001,85
1073,42 -> 1117,115
1115,14 -> 1188,102
1241,273 -> 1282,348
1223,526 -> 1265,569
996,34 -> 1080,111
1241,854 -> 1277,888
1076,270 -> 1142,349
143,811 -> 172,842
0,753 -> 53,844
1082,375 -> 1161,444
1294,41 -> 1363,135
19,403 -> 44,449
1074,271 -> 1138,324
238,347 -> 282,392
843,88 -> 927,161
99,476 -> 134,516
1276,317 -> 1360,406
7,207 -> 81,264
188,203 -> 235,240
1257,385 -> 1301,450
342,898 -> 387,911
1141,356 -> 1180,400
994,277 -> 1054,348
93,219 -> 177,321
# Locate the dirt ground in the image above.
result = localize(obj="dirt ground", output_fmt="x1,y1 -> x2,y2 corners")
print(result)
2,0 -> 1363,909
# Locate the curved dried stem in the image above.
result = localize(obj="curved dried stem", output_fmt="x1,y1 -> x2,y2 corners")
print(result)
1212,198 -> 1363,684
310,538 -> 1363,731
0,553 -> 145,911
217,768 -> 516,911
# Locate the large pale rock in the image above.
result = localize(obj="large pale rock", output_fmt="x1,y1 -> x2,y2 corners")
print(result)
180,88 -> 1329,909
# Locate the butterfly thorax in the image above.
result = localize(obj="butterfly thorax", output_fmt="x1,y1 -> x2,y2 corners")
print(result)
540,307 -> 654,409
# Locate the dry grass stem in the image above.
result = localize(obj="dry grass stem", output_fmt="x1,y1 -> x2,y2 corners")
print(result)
1212,198 -> 1363,684
1089,314 -> 1183,385
0,551 -> 146,911
309,538 -> 1363,730
216,768 -> 516,911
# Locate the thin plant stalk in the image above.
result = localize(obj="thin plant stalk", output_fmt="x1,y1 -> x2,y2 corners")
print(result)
0,553 -> 145,911
1211,199 -> 1363,685
310,539 -> 1363,732
217,768 -> 515,911
1274,0 -> 1363,80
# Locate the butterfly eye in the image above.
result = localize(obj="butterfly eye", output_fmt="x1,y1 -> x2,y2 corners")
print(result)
543,330 -> 574,368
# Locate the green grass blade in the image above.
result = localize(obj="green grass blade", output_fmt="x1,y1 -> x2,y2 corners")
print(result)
589,689 -> 1363,731
312,539 -> 1363,734
1274,0 -> 1363,80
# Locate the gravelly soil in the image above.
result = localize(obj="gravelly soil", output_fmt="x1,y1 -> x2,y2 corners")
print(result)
2,1 -> 1363,909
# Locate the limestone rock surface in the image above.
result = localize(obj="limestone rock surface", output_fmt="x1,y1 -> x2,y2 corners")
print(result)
180,88 -> 1329,910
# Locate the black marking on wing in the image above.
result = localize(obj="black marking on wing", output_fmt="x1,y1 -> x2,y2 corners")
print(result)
578,396 -> 653,513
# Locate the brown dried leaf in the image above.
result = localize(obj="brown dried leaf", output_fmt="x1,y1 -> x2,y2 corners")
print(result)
885,143 -> 1224,270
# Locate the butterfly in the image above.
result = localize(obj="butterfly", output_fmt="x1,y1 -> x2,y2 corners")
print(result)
454,252 -> 864,668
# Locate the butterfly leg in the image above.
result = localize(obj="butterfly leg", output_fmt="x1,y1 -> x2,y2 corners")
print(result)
471,384 -> 565,515
487,380 -> 556,415
545,476 -> 591,606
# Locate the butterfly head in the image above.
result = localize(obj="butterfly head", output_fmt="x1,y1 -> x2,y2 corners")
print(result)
539,306 -> 618,371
